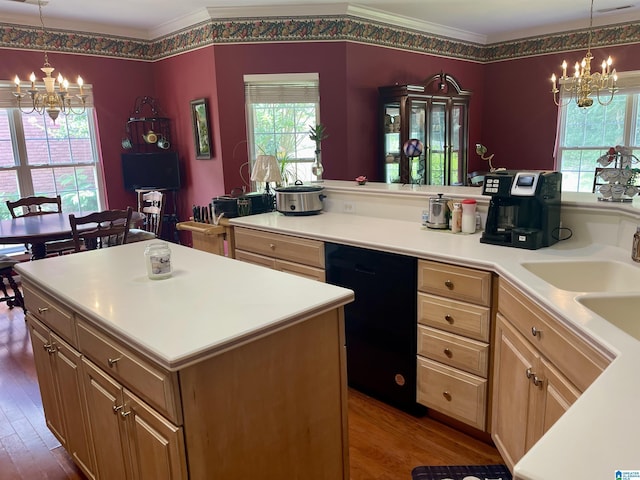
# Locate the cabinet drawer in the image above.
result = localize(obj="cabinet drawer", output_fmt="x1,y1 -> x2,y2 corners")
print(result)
417,357 -> 487,430
235,227 -> 324,268
418,326 -> 489,377
498,278 -> 611,392
76,321 -> 181,424
418,292 -> 490,342
235,250 -> 276,269
275,259 -> 325,282
23,284 -> 75,346
418,260 -> 492,306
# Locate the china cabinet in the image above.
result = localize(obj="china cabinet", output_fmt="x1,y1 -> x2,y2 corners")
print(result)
379,73 -> 470,185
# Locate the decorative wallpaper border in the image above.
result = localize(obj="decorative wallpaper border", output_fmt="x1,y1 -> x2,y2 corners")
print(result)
1,15 -> 639,64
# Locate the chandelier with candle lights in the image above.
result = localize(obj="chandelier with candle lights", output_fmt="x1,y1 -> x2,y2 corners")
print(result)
12,0 -> 87,122
550,0 -> 618,108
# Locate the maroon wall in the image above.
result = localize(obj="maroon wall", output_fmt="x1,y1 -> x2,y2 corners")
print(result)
343,43 -> 486,179
4,38 -> 640,221
212,41 -> 487,187
481,42 -> 640,172
153,46 -> 223,221
0,50 -> 154,209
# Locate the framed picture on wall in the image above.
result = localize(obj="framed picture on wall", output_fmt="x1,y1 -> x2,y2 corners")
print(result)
190,98 -> 212,159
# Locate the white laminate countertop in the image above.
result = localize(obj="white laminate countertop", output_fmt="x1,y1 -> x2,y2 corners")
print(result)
230,210 -> 640,480
15,241 -> 354,371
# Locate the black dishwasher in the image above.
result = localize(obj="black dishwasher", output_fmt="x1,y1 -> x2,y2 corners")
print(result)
325,242 -> 425,415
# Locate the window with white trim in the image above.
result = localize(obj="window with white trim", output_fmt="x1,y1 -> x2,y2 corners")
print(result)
244,73 -> 320,187
556,72 -> 640,192
0,81 -> 104,253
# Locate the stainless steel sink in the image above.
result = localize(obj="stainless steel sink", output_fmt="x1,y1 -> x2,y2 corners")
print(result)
521,260 -> 640,292
578,295 -> 640,341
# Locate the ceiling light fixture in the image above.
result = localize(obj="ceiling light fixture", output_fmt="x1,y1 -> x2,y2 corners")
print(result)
12,0 -> 87,122
550,0 -> 618,108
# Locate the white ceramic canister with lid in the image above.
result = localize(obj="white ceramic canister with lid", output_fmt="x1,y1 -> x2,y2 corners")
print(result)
461,199 -> 477,233
144,242 -> 172,279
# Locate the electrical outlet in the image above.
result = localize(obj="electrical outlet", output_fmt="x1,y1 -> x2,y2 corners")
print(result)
342,201 -> 356,214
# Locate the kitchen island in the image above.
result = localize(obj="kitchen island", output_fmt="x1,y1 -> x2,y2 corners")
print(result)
16,241 -> 354,480
230,180 -> 640,480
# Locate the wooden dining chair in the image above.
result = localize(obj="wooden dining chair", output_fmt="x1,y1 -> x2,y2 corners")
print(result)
69,207 -> 133,252
126,190 -> 165,243
5,195 -> 76,256
0,255 -> 25,313
6,195 -> 62,218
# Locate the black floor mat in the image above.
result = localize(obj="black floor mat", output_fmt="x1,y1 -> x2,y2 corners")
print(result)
411,464 -> 512,480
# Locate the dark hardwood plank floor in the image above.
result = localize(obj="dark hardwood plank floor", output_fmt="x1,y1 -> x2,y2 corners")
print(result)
0,298 -> 502,479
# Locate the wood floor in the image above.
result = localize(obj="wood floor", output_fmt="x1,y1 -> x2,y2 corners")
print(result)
0,299 -> 502,480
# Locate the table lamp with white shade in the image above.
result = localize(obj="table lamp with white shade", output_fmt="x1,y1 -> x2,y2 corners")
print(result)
251,154 -> 282,211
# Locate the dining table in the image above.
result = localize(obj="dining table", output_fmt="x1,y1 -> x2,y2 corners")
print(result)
0,211 -> 145,260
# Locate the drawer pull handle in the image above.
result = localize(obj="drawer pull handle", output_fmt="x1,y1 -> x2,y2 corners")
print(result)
120,409 -> 131,418
112,404 -> 123,414
531,326 -> 540,337
37,307 -> 49,314
442,391 -> 452,401
526,367 -> 533,379
444,314 -> 453,323
533,375 -> 544,388
443,348 -> 453,358
444,280 -> 454,289
269,243 -> 276,250
43,343 -> 56,354
107,357 -> 122,367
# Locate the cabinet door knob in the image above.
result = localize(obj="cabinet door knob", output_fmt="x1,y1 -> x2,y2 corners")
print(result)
269,243 -> 276,250
443,348 -> 453,358
38,307 -> 49,314
444,280 -> 454,289
442,391 -> 452,401
112,404 -> 123,414
531,326 -> 540,337
108,357 -> 122,367
121,409 -> 131,418
526,367 -> 533,379
444,314 -> 454,323
533,375 -> 544,388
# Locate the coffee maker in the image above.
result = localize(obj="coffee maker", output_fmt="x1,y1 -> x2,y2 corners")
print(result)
480,170 -> 562,250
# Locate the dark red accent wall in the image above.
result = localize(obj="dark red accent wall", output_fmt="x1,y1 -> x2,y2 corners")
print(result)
481,43 -> 640,172
0,50 -> 154,209
153,46 -> 223,221
3,38 -> 640,219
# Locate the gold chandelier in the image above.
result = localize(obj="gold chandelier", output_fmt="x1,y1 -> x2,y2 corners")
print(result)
12,0 -> 87,122
550,0 -> 618,108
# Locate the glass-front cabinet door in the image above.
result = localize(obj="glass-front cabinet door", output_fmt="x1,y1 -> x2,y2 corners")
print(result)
379,74 -> 470,185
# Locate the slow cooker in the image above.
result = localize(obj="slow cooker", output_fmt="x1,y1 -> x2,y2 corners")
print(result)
274,182 -> 325,216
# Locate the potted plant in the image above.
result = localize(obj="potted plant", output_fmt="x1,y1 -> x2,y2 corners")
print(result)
309,124 -> 328,182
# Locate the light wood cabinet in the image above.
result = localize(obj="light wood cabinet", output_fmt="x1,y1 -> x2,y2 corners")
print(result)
234,227 -> 325,281
25,283 -> 186,480
416,259 -> 494,431
82,358 -> 187,480
491,278 -> 611,471
24,277 -> 349,479
27,301 -> 96,480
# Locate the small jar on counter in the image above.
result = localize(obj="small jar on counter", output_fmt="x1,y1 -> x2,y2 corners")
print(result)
451,202 -> 462,233
144,242 -> 172,280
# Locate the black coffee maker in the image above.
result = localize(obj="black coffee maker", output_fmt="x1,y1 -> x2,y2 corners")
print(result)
480,170 -> 562,250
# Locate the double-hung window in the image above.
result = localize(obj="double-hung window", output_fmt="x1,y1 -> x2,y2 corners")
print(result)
244,73 -> 320,187
0,83 -> 104,252
556,72 -> 640,192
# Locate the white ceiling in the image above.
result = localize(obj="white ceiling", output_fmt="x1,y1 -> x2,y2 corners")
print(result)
1,0 -> 639,44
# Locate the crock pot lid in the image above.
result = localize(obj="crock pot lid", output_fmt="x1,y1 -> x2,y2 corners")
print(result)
275,185 -> 324,192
